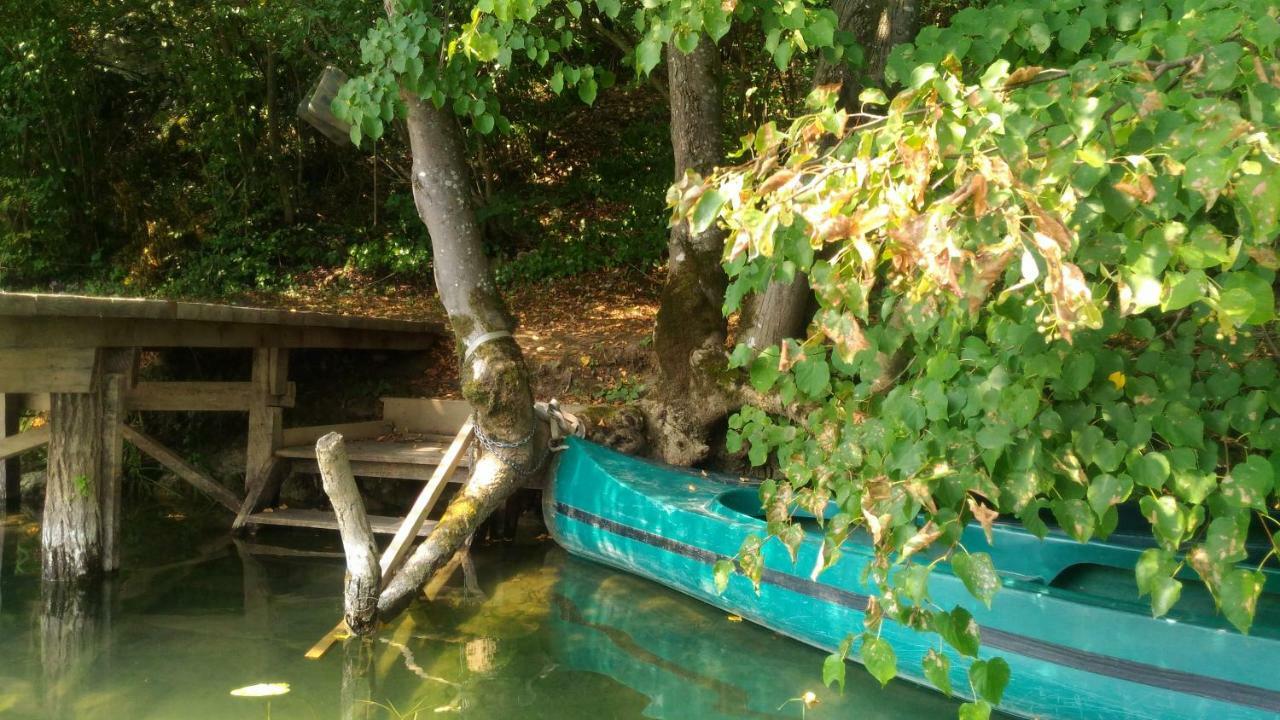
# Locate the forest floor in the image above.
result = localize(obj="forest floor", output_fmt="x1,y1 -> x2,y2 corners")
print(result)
237,265 -> 664,405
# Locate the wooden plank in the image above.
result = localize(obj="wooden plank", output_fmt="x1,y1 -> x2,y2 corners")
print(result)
281,420 -> 391,447
0,317 -> 442,351
120,424 -> 240,512
0,425 -> 50,461
0,348 -> 98,393
305,421 -> 474,660
286,459 -> 471,483
0,292 -> 443,334
382,397 -> 471,435
243,508 -> 437,536
237,541 -> 347,560
126,381 -> 295,411
17,394 -> 49,413
275,439 -> 466,465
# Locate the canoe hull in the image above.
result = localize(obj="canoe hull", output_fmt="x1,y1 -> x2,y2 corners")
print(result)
545,438 -> 1280,720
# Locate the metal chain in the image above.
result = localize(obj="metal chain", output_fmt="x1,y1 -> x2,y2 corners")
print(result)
471,416 -> 547,478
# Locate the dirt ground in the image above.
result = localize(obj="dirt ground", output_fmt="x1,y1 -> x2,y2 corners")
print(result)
237,266 -> 663,405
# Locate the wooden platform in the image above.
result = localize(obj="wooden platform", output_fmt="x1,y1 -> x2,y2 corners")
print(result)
276,438 -> 472,482
242,508 -> 438,536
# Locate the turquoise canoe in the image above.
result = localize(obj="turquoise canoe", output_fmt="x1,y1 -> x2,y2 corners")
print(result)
544,437 -> 1280,720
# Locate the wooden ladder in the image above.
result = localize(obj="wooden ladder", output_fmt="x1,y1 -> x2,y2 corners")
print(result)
304,418 -> 475,659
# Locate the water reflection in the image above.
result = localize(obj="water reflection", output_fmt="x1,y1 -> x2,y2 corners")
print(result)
0,520 -> 966,719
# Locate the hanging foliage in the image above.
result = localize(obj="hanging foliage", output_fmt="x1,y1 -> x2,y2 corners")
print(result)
677,0 -> 1279,714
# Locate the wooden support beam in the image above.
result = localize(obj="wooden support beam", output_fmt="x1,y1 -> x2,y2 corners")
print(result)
126,381 -> 295,412
0,425 -> 48,461
381,397 -> 471,434
44,380 -> 105,581
0,348 -> 98,393
99,349 -> 134,573
120,424 -> 240,512
245,349 -> 289,505
305,420 -> 474,660
2,394 -> 22,512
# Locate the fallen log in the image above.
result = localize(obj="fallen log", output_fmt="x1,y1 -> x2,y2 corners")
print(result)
315,433 -> 380,636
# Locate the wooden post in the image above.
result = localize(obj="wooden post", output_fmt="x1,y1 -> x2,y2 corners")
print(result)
43,368 -> 104,583
316,433 -> 380,636
98,349 -> 133,573
244,348 -> 288,503
1,393 -> 19,512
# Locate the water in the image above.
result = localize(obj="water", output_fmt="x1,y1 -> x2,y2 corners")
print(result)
0,511 -> 968,719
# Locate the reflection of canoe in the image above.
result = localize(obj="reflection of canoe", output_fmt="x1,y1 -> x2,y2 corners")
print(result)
544,438 -> 1280,720
549,551 -> 960,719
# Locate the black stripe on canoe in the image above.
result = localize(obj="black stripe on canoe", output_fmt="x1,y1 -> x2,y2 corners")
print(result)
554,501 -> 1280,714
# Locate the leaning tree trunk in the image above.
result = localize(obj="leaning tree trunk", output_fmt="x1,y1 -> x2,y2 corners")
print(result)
373,90 -> 543,622
648,38 -> 735,467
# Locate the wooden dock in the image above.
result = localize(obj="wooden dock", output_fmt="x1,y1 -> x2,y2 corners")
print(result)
0,291 -> 449,579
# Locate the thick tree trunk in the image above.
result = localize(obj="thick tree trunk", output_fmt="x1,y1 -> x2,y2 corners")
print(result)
373,91 -> 542,622
649,38 -> 735,466
316,433 -> 380,636
43,391 -> 103,583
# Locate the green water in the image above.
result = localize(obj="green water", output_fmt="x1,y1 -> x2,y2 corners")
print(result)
0,512 -> 967,719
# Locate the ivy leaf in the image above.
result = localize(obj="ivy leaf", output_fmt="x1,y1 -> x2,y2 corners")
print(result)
1130,452 -> 1170,490
968,657 -> 1010,704
922,649 -> 952,697
1151,576 -> 1183,617
1220,456 -> 1273,510
712,558 -> 734,594
1219,569 -> 1264,634
860,635 -> 897,687
823,652 -> 846,692
951,552 -> 1000,608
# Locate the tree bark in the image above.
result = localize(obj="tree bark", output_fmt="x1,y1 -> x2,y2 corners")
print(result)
372,89 -> 542,623
43,390 -> 103,583
649,38 -> 735,466
813,0 -> 921,111
316,433 -> 380,636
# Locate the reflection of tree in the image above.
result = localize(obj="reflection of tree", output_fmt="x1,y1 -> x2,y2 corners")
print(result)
340,638 -> 376,720
39,580 -> 102,719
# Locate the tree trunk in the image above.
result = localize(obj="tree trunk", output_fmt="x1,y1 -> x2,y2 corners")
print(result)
373,90 -> 543,622
316,433 -> 380,636
43,390 -> 103,583
649,38 -> 734,467
40,580 -> 101,717
741,0 -> 922,353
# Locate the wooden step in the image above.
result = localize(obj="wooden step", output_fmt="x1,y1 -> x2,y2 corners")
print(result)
276,439 -> 472,482
243,508 -> 437,536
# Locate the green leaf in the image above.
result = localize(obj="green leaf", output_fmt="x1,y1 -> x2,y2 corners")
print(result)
1220,271 -> 1276,325
475,113 -> 495,135
794,356 -> 831,398
549,71 -> 564,94
1062,353 -> 1095,393
712,558 -> 733,594
1151,576 -> 1183,617
690,189 -> 726,234
749,348 -> 780,392
1131,452 -> 1170,490
1087,473 -> 1133,518
858,87 -> 889,106
1136,548 -> 1175,595
951,552 -> 1000,608
635,38 -> 662,75
1058,19 -> 1090,53
1219,569 -> 1265,634
1220,456 -> 1274,511
968,657 -> 1010,704
567,0 -> 582,17
823,652 -> 847,692
1051,498 -> 1096,542
860,635 -> 897,687
1163,270 -> 1206,311
577,77 -> 597,105
959,700 -> 993,720
934,606 -> 981,657
923,649 -> 952,697
894,563 -> 931,604
1184,154 -> 1231,209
